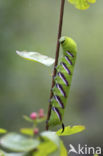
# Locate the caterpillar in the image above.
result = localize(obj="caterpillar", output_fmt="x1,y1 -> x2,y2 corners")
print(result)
47,36 -> 77,129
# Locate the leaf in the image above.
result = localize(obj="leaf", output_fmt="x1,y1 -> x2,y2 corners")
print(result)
23,115 -> 33,123
0,150 -> 5,156
33,131 -> 67,156
45,140 -> 67,156
49,150 -> 60,156
33,131 -> 60,156
40,131 -> 67,156
33,138 -> 57,156
20,128 -> 34,137
36,117 -> 46,123
88,0 -> 96,3
0,150 -> 26,156
94,154 -> 98,156
60,141 -> 68,156
23,115 -> 46,124
0,133 -> 40,152
5,154 -> 26,156
41,131 -> 60,147
56,125 -> 85,136
0,128 -> 7,134
16,51 -> 55,66
68,0 -> 96,10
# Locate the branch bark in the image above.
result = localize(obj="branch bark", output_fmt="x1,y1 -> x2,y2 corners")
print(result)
46,0 -> 65,130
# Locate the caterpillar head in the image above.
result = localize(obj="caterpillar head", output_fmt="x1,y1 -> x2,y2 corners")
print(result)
59,36 -> 77,56
59,36 -> 65,44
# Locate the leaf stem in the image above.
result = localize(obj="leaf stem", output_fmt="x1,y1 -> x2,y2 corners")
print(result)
46,0 -> 65,130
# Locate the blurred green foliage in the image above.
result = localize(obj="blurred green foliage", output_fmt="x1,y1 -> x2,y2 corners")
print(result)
68,0 -> 96,10
0,0 -> 103,152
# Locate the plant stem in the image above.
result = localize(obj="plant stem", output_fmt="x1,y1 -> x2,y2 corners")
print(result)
46,0 -> 65,130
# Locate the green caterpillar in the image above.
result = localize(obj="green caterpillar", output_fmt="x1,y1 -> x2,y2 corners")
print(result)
48,36 -> 77,129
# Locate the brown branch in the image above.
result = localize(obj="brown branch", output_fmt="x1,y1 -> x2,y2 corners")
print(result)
46,0 -> 65,130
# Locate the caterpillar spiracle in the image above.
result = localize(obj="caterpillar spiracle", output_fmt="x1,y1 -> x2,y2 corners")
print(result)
48,36 -> 77,129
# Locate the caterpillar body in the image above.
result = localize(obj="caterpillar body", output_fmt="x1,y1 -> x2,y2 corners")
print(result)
48,36 -> 77,128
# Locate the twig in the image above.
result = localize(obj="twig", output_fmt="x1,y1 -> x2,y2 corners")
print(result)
46,0 -> 65,130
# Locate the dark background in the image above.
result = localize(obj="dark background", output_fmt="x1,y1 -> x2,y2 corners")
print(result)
0,0 -> 103,155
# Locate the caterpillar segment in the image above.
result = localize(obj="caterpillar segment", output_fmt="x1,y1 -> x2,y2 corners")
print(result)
48,36 -> 77,128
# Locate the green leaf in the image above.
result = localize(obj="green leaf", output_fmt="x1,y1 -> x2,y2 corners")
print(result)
68,0 -> 96,10
40,131 -> 67,156
56,125 -> 85,136
0,128 -> 7,134
60,141 -> 67,156
5,154 -> 26,156
0,150 -> 26,156
41,131 -> 60,147
23,115 -> 46,124
33,138 -> 57,156
34,131 -> 60,156
36,117 -> 46,123
46,140 -> 67,156
49,150 -> 60,156
33,131 -> 67,156
0,150 -> 5,156
20,128 -> 34,137
0,133 -> 40,152
16,51 -> 54,66
94,154 -> 98,156
23,115 -> 33,123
